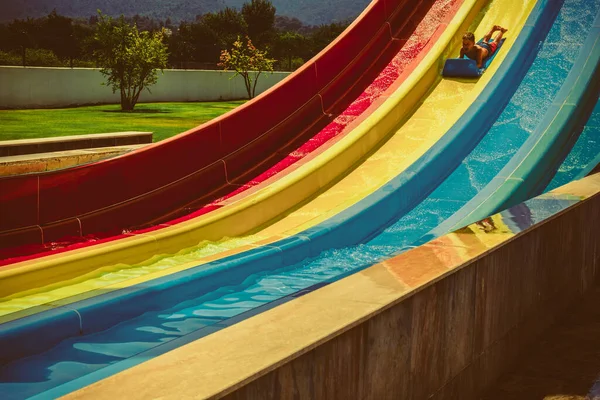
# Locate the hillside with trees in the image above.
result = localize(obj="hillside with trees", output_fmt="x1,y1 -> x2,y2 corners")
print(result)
0,0 -> 351,71
1,0 -> 370,25
1,0 -> 226,24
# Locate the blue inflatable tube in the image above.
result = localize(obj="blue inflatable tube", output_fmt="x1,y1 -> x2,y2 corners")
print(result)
442,38 -> 506,77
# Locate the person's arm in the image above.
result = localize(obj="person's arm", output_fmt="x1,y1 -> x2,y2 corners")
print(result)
460,48 -> 465,58
476,49 -> 483,68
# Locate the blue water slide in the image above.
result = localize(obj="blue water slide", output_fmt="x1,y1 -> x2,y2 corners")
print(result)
0,0 -> 587,397
0,0 -> 558,365
546,94 -> 600,190
427,7 -> 600,235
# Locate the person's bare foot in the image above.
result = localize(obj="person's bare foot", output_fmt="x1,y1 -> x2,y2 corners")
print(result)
499,26 -> 508,33
493,24 -> 502,31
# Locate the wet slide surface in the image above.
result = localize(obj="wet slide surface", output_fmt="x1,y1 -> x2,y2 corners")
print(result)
0,0 -> 440,263
0,0 -> 543,397
388,0 -> 599,248
0,0 -> 469,312
547,94 -> 600,190
5,0 -> 599,398
35,3 -> 599,397
424,0 -> 600,235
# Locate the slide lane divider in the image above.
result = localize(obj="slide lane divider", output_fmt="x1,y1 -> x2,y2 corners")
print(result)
541,94 -> 599,192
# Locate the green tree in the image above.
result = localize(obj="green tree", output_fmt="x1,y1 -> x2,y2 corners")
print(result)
71,23 -> 96,63
168,22 -> 195,67
309,21 -> 349,55
189,20 -> 220,63
273,16 -> 305,33
242,0 -> 276,48
274,31 -> 308,71
203,8 -> 247,50
219,36 -> 275,99
7,18 -> 38,66
42,10 -> 78,67
168,21 -> 220,68
93,12 -> 169,111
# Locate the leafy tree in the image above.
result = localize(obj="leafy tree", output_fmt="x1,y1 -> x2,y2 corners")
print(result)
7,18 -> 38,66
168,22 -> 195,67
168,20 -> 220,68
274,31 -> 308,71
93,12 -> 169,111
71,23 -> 97,63
189,20 -> 220,63
242,0 -> 276,48
309,21 -> 349,55
274,16 -> 305,34
130,14 -> 160,32
42,10 -> 78,67
0,24 -> 11,52
202,8 -> 247,50
219,36 -> 275,99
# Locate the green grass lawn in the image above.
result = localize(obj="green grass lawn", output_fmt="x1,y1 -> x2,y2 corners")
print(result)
0,101 -> 246,142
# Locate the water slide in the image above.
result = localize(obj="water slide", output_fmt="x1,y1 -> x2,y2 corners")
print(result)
2,0 -> 599,397
0,0 -> 445,262
0,0 -> 535,309
547,95 -> 600,190
427,5 -> 600,235
4,2 -> 540,342
0,0 -> 477,296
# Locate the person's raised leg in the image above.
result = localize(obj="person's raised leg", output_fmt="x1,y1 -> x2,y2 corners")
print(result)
483,25 -> 500,42
492,26 -> 508,44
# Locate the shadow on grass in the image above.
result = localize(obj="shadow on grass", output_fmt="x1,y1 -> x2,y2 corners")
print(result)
102,109 -> 172,114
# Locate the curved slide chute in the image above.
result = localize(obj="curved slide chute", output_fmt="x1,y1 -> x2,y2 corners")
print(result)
0,0 -> 441,257
1,0 -> 537,363
0,0 -> 478,298
429,8 -> 600,235
49,2 -> 600,397
545,95 -> 600,191
0,0 -> 572,398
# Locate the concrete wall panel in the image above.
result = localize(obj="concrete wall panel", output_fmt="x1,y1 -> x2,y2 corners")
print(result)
220,193 -> 600,400
0,66 -> 290,108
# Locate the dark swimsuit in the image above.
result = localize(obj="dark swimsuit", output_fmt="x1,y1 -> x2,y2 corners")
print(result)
477,40 -> 498,59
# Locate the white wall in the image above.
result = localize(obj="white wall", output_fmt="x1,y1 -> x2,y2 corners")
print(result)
0,66 -> 290,108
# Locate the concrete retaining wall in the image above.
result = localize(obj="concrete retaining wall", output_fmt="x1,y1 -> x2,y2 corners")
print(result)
222,192 -> 600,399
0,66 -> 290,109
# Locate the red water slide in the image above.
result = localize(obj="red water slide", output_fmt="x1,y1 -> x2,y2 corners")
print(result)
0,0 -> 436,256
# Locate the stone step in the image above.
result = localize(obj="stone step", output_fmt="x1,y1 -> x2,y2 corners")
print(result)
0,131 -> 152,157
0,144 -> 148,176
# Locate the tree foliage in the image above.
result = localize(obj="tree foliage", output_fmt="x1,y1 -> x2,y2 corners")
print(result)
308,21 -> 349,55
6,18 -> 38,66
168,20 -> 220,67
219,36 -> 275,99
202,7 -> 247,50
273,16 -> 305,33
273,31 -> 307,71
42,10 -> 79,67
93,12 -> 169,111
242,0 -> 275,47
0,3 -> 353,72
